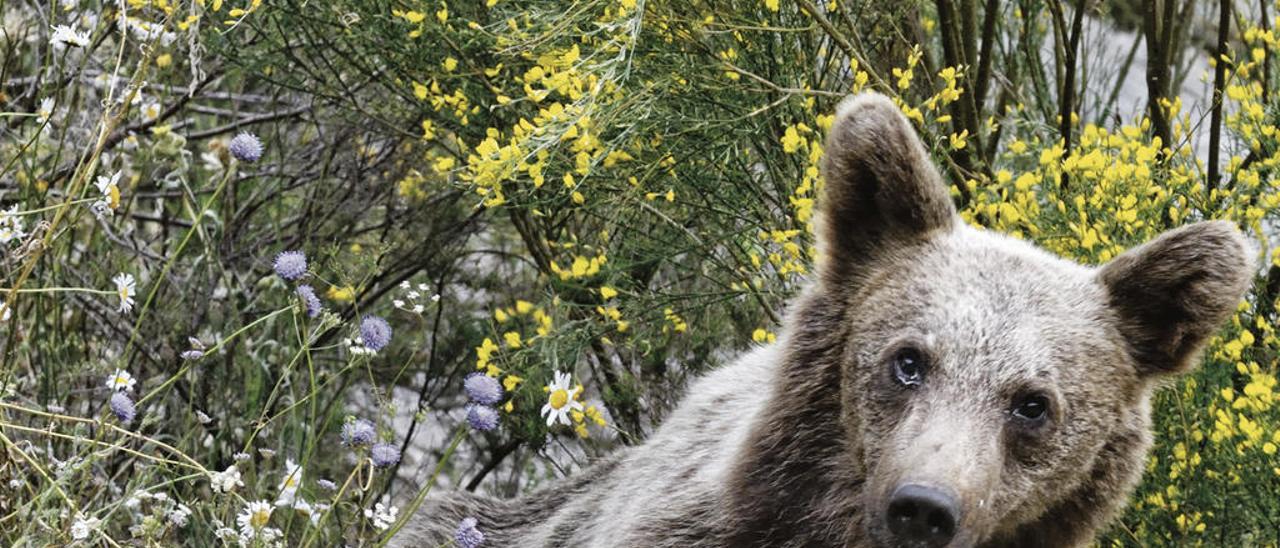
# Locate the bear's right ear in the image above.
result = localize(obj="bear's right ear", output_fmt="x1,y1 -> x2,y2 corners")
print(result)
817,92 -> 957,286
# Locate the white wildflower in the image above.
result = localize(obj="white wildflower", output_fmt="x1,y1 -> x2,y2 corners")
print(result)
275,458 -> 302,506
105,368 -> 136,392
141,101 -> 161,121
363,502 -> 398,531
168,504 -> 192,527
92,171 -> 121,218
210,464 -> 244,493
236,499 -> 273,532
236,500 -> 280,546
0,205 -> 25,244
51,24 -> 89,47
540,370 -> 584,427
113,273 -> 135,313
392,282 -> 438,315
37,97 -> 55,124
70,515 -> 102,540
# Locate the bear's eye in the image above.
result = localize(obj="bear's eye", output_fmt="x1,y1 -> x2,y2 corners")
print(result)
891,348 -> 926,388
1011,393 -> 1050,424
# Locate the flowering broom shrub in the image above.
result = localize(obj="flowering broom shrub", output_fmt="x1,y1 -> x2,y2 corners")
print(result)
0,0 -> 1277,545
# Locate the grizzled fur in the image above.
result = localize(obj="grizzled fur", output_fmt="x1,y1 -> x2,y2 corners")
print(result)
394,93 -> 1254,547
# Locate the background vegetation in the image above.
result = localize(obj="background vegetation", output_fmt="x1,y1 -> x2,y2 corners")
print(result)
1,0 -> 1278,545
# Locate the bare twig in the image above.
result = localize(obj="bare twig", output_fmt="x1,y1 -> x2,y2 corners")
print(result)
1207,0 -> 1231,190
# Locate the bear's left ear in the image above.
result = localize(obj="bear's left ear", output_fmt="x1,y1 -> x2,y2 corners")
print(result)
1097,221 -> 1254,376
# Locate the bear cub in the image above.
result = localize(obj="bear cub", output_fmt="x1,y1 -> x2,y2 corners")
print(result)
395,92 -> 1254,548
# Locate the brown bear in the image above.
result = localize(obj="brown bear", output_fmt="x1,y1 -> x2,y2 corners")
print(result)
393,92 -> 1255,547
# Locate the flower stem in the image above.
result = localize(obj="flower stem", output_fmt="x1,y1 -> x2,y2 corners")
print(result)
378,426 -> 468,547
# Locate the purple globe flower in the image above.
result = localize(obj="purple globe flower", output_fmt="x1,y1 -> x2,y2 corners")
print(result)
110,392 -> 136,424
228,132 -> 263,162
369,442 -> 401,468
273,251 -> 307,281
455,517 -> 484,548
341,418 -> 377,447
295,284 -> 322,318
359,315 -> 392,351
466,404 -> 500,432
463,373 -> 503,406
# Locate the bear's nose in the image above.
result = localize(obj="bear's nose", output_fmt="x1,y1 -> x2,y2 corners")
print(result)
885,483 -> 959,547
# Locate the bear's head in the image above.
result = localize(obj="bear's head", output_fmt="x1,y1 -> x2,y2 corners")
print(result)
814,93 -> 1254,547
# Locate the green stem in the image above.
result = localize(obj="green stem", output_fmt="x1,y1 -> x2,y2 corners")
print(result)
378,427 -> 468,547
0,287 -> 112,295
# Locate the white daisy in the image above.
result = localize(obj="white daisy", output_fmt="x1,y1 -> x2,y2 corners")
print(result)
540,370 -> 584,427
275,458 -> 302,506
105,368 -> 135,392
50,24 -> 89,47
113,273 -> 135,313
236,499 -> 273,535
210,464 -> 244,493
37,97 -> 55,124
141,101 -> 161,121
92,171 -> 121,218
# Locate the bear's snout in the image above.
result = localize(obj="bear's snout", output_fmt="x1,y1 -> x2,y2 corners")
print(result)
885,483 -> 960,547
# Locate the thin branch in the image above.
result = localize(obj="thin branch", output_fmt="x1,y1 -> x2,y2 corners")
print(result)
1207,0 -> 1231,190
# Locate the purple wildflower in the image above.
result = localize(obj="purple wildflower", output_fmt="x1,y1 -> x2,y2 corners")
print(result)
369,442 -> 400,468
295,284 -> 322,318
228,132 -> 263,162
463,373 -> 503,406
455,517 -> 484,548
359,315 -> 392,351
467,404 -> 500,432
273,251 -> 307,281
110,392 -> 136,424
341,418 -> 377,447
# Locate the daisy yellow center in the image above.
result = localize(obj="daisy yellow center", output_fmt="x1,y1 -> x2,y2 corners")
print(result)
251,508 -> 270,529
114,375 -> 127,386
118,287 -> 129,300
285,475 -> 298,488
549,389 -> 569,410
108,185 -> 120,209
